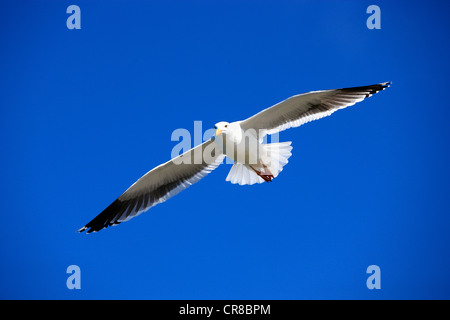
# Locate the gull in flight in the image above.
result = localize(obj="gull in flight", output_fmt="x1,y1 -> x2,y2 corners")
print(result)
78,82 -> 391,233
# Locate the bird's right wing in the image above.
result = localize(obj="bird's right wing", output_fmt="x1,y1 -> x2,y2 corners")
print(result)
240,82 -> 391,139
78,138 -> 224,233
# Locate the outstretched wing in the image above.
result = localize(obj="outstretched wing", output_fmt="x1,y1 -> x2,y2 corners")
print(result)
78,139 -> 224,233
240,82 -> 391,138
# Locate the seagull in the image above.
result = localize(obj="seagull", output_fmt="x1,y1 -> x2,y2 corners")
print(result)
78,82 -> 391,233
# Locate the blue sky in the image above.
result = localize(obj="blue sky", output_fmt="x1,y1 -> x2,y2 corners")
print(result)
1,0 -> 450,299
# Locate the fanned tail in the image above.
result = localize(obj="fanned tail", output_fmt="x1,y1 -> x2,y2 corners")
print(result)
225,163 -> 264,185
225,141 -> 293,185
263,141 -> 293,177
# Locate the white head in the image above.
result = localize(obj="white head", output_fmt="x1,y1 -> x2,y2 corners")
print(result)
214,121 -> 230,136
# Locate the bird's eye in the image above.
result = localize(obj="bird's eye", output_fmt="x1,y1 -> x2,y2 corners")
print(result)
225,125 -> 228,128
214,126 -> 217,129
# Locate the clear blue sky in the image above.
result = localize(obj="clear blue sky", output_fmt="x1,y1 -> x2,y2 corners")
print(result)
1,0 -> 449,299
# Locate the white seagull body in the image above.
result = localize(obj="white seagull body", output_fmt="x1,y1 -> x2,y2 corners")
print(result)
79,82 -> 390,233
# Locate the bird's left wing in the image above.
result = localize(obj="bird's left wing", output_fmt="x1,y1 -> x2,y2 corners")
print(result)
78,138 -> 224,233
240,82 -> 391,139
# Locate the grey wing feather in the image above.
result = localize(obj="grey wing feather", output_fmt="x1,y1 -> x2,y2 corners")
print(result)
240,82 -> 391,138
78,139 -> 224,233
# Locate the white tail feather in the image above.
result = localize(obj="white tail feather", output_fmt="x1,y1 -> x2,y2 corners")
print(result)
225,141 -> 293,185
226,163 -> 264,185
263,141 -> 293,177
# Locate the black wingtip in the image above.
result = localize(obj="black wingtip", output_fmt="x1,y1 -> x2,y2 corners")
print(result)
77,225 -> 96,234
374,81 -> 391,93
339,81 -> 392,97
77,226 -> 87,233
77,199 -> 127,234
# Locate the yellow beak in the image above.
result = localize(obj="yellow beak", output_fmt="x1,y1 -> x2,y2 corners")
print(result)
216,128 -> 223,136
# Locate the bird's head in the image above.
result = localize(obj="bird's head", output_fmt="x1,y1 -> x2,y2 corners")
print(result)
214,121 -> 230,136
